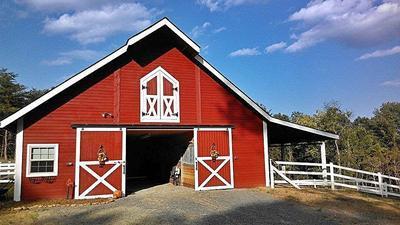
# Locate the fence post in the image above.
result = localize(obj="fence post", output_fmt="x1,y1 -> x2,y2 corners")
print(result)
320,142 -> 327,185
330,162 -> 335,190
270,160 -> 275,189
378,172 -> 383,197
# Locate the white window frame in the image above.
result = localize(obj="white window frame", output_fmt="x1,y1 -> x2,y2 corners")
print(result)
26,144 -> 59,177
140,66 -> 180,123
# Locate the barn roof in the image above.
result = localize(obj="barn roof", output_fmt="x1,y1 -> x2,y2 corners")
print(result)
0,17 -> 338,142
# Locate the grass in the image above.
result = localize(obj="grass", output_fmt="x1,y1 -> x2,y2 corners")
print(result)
262,187 -> 400,225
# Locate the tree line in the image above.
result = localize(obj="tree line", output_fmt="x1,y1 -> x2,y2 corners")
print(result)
0,67 -> 399,177
270,101 -> 400,177
0,68 -> 47,161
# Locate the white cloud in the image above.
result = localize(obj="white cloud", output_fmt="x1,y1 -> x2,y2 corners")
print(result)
42,49 -> 101,66
213,27 -> 227,33
381,79 -> 400,87
191,22 -> 212,38
229,48 -> 260,57
357,45 -> 400,60
197,0 -> 267,12
191,22 -> 226,39
284,0 -> 400,52
42,58 -> 71,66
43,3 -> 154,44
265,42 -> 287,53
16,0 -> 116,12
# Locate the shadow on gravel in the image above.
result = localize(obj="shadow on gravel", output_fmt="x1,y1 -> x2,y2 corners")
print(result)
36,200 -> 341,225
35,208 -> 121,225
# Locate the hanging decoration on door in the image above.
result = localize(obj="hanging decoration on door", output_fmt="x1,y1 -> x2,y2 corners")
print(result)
97,145 -> 108,166
210,143 -> 219,162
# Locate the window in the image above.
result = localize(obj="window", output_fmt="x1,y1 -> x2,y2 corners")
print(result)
140,66 -> 180,122
26,144 -> 58,177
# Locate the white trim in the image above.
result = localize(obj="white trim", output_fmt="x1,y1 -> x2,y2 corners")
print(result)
228,128 -> 235,188
81,127 -> 123,132
0,18 -> 338,141
26,144 -> 59,178
320,142 -> 327,181
127,128 -> 194,131
198,128 -> 229,131
263,121 -> 270,187
121,128 -> 127,196
13,118 -> 23,201
127,19 -> 200,53
193,128 -> 199,191
78,160 -> 121,166
0,18 -> 197,129
194,55 -> 339,140
74,128 -> 82,199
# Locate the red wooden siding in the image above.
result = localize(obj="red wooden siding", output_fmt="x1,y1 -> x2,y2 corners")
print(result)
22,47 -> 265,200
80,131 -> 122,161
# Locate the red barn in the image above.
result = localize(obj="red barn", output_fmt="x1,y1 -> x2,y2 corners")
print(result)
1,18 -> 338,201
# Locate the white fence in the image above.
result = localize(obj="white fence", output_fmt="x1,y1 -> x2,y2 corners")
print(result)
270,160 -> 400,198
0,162 -> 15,184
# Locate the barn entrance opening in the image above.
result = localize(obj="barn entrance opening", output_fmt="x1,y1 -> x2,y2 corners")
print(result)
125,130 -> 194,194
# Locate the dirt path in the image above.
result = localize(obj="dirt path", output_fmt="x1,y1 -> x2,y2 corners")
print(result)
1,184 -> 399,225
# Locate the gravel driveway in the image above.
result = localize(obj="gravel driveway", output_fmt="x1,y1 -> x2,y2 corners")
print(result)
34,184 -> 340,225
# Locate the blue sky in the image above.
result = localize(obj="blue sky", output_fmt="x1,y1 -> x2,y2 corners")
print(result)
0,0 -> 399,118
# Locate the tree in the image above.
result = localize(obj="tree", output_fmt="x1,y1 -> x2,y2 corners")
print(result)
0,68 -> 48,161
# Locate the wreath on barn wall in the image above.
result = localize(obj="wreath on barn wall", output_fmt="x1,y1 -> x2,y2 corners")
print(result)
210,143 -> 219,162
97,145 -> 108,166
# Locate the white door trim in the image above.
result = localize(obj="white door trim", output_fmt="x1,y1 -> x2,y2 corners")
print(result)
74,127 -> 126,199
194,128 -> 234,191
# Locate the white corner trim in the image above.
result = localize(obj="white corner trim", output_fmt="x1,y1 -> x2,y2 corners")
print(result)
74,128 -> 82,199
263,121 -> 270,187
13,118 -> 23,201
26,144 -> 59,178
0,18 -> 197,129
194,55 -> 339,140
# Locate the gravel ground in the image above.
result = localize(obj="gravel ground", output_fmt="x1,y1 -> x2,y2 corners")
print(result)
30,184 -> 342,225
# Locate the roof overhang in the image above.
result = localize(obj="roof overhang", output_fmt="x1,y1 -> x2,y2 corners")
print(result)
0,17 -> 338,142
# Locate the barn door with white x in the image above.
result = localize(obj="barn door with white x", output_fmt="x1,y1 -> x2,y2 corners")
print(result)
75,128 -> 126,199
194,128 -> 234,191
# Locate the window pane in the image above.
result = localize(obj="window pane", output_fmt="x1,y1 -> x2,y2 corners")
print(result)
30,160 -> 54,173
40,148 -> 48,155
32,154 -> 40,159
32,148 -> 40,154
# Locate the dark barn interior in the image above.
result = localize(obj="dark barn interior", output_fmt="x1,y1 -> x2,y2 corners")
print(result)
125,130 -> 193,194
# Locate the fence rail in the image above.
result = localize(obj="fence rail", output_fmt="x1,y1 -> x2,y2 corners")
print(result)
270,160 -> 400,198
0,162 -> 15,184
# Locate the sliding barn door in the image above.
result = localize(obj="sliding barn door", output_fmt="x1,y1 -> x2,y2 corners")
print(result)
194,128 -> 234,191
75,128 -> 126,199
